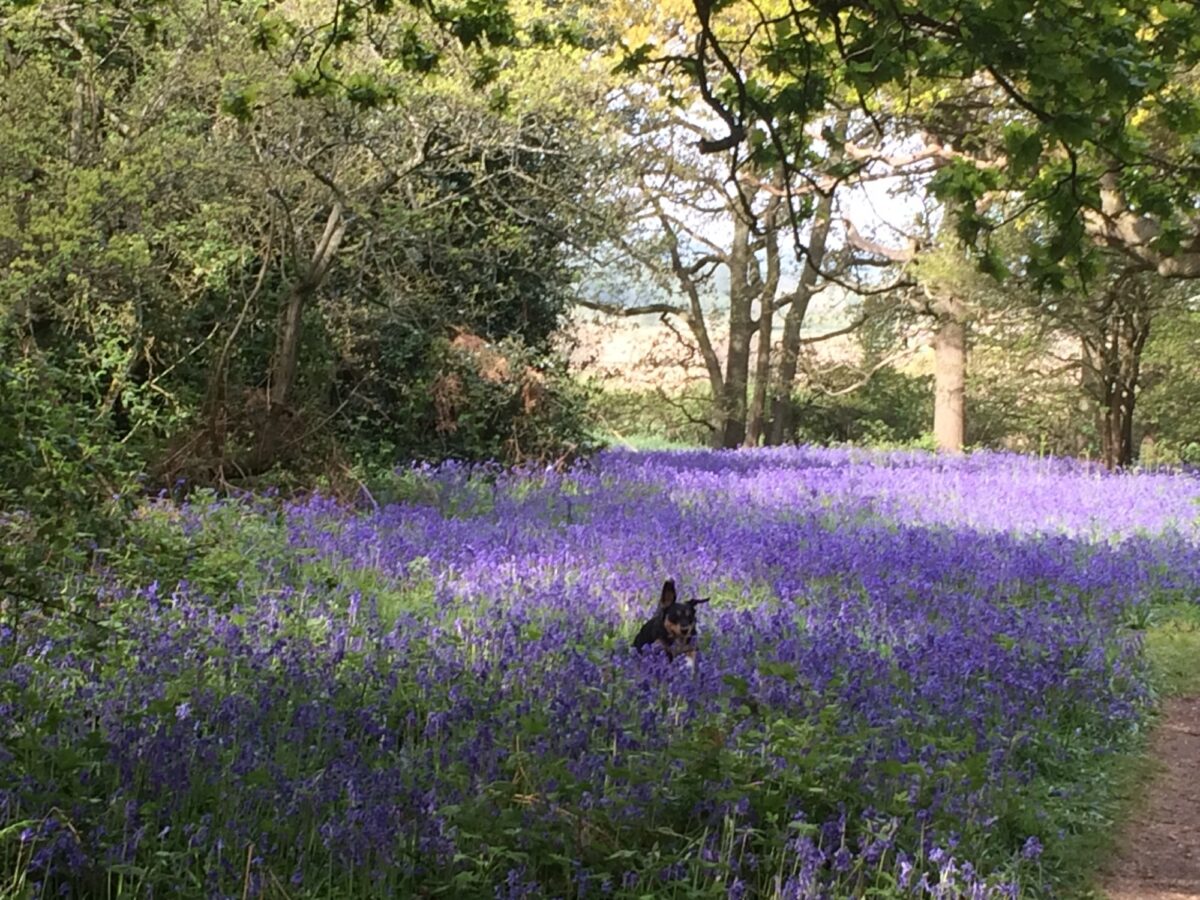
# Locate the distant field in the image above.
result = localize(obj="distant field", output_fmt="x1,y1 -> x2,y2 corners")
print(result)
566,312 -> 872,391
4,447 -> 1199,898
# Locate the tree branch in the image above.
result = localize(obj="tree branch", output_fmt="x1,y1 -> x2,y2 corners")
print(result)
575,298 -> 688,318
800,313 -> 869,344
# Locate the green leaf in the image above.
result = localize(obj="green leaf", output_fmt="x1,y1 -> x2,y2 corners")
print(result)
1003,124 -> 1043,178
722,674 -> 749,696
758,660 -> 797,680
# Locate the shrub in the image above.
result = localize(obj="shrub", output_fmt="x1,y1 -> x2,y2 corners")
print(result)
787,369 -> 933,447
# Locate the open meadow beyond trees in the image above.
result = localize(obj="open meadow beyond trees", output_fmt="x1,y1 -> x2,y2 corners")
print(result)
4,447 -> 1200,898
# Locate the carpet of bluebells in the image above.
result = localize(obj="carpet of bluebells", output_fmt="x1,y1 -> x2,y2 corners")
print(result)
4,447 -> 1200,898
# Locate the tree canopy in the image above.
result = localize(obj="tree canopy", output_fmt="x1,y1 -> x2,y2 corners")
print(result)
635,0 -> 1200,283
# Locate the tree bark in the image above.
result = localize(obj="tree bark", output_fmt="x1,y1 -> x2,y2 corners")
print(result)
1087,174 -> 1200,279
720,213 -> 755,448
1078,274 -> 1154,470
932,313 -> 966,453
1079,338 -> 1104,458
1100,310 -> 1150,469
745,305 -> 773,447
767,188 -> 835,445
745,196 -> 783,447
269,203 -> 346,411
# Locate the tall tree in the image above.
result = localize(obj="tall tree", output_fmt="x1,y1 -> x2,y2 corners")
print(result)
1034,265 -> 1189,469
579,117 -> 858,449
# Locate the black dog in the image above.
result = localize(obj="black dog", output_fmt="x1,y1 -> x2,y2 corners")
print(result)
633,579 -> 709,660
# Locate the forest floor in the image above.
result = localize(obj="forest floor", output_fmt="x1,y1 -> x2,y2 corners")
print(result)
1103,696 -> 1200,899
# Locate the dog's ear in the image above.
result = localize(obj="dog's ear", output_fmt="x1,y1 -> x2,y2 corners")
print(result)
659,579 -> 677,608
687,598 -> 710,607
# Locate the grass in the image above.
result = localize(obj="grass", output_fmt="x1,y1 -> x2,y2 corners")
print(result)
1056,601 -> 1200,898
599,431 -> 702,451
1145,600 -> 1200,698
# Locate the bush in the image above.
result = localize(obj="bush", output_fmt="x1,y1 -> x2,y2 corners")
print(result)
0,354 -> 139,623
1137,308 -> 1200,466
341,334 -> 600,468
787,369 -> 933,447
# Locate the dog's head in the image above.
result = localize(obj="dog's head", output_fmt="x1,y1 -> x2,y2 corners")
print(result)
656,579 -> 709,644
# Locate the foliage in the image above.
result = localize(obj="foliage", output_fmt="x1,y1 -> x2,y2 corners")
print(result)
7,448 -> 1197,897
787,369 -> 934,448
0,354 -> 141,629
398,335 -> 600,466
591,384 -> 713,449
0,0 -> 613,493
660,0 -> 1200,282
964,334 -> 1092,458
1138,307 -> 1200,466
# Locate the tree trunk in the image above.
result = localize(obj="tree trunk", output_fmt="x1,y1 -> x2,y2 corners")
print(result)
1100,315 -> 1149,470
932,314 -> 966,453
1085,276 -> 1153,470
745,311 -> 772,447
767,189 -> 835,445
247,204 -> 348,469
270,281 -> 309,411
1101,386 -> 1125,469
269,203 -> 346,411
720,214 -> 755,448
1079,338 -> 1104,458
745,197 -> 783,447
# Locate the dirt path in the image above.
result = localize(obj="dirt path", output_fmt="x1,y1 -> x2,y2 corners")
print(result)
1104,696 -> 1200,900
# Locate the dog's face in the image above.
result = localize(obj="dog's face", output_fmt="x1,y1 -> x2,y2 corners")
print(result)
662,602 -> 699,642
656,580 -> 709,646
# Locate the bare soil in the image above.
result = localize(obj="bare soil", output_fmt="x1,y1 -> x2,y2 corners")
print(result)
1104,696 -> 1200,900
